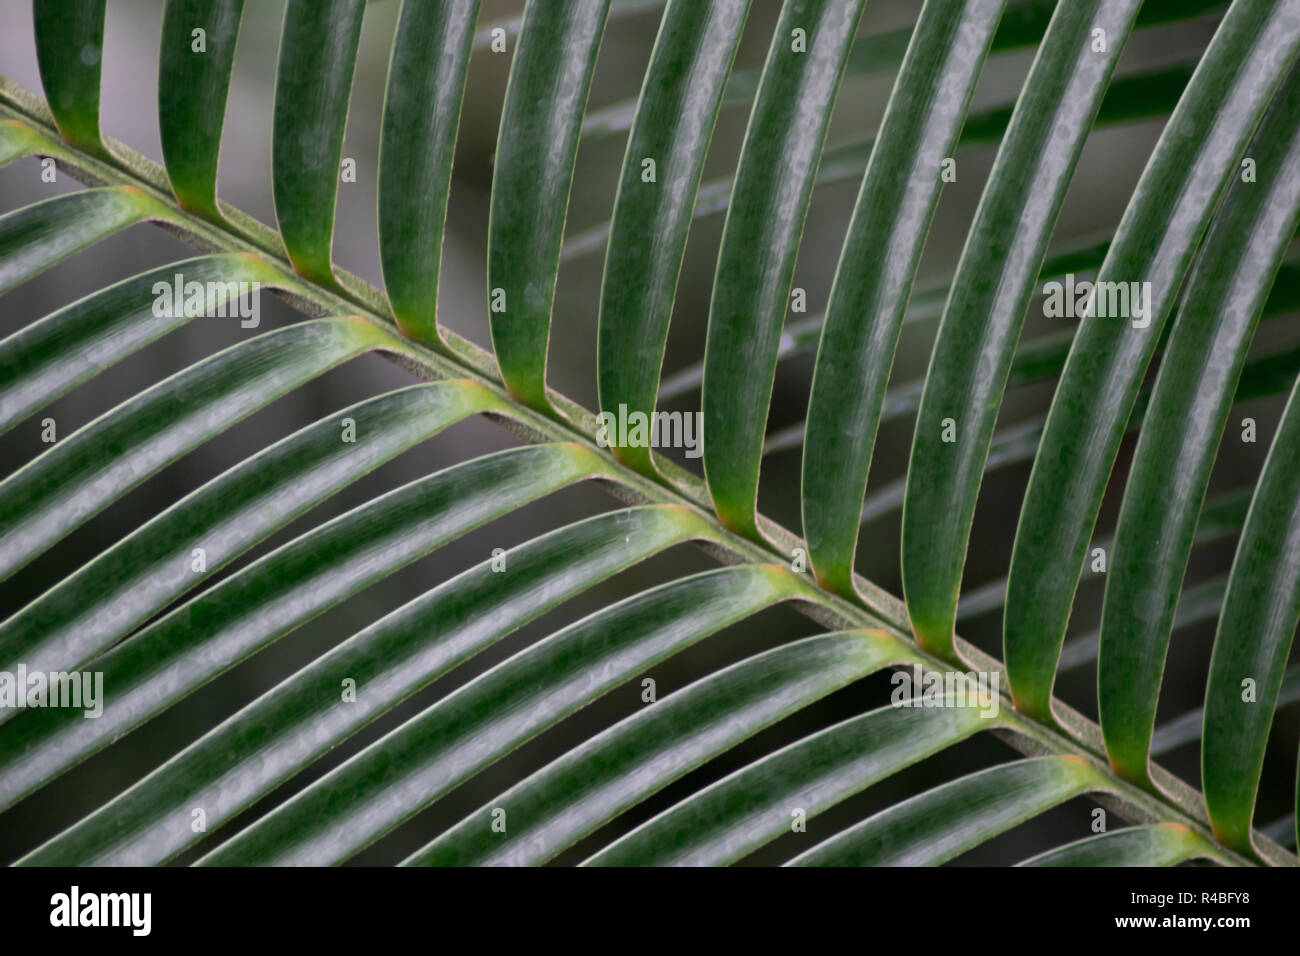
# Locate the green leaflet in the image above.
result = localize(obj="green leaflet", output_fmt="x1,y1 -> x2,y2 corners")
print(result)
377,0 -> 480,346
768,216 -> 1300,458
32,0 -> 107,158
789,755 -> 1107,866
0,318 -> 395,608
195,547 -> 815,866
158,0 -> 245,219
702,0 -> 866,539
0,443 -> 613,812
0,254 -> 297,435
1156,667 -> 1300,758
1005,0 -> 1300,731
902,0 -> 1141,657
564,56 -> 1198,264
471,0 -> 659,56
1202,377 -> 1300,852
1018,824 -> 1216,866
0,119 -> 57,168
17,503 -> 724,864
488,0 -> 612,413
802,0 -> 1004,597
630,53 -> 1250,412
861,340 -> 1300,528
271,0 -> 364,286
864,420 -> 1041,525
1066,577 -> 1230,680
0,187 -> 177,297
0,381 -> 501,738
1099,63 -> 1300,783
595,0 -> 750,476
586,703 -> 992,866
965,489 -> 1249,640
664,234 -> 1113,406
404,630 -> 908,867
580,0 -> 1227,142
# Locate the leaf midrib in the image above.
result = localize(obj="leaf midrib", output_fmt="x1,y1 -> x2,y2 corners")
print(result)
0,74 -> 1284,867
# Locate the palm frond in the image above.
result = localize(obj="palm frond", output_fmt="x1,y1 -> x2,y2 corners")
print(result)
1,0 -> 1298,868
